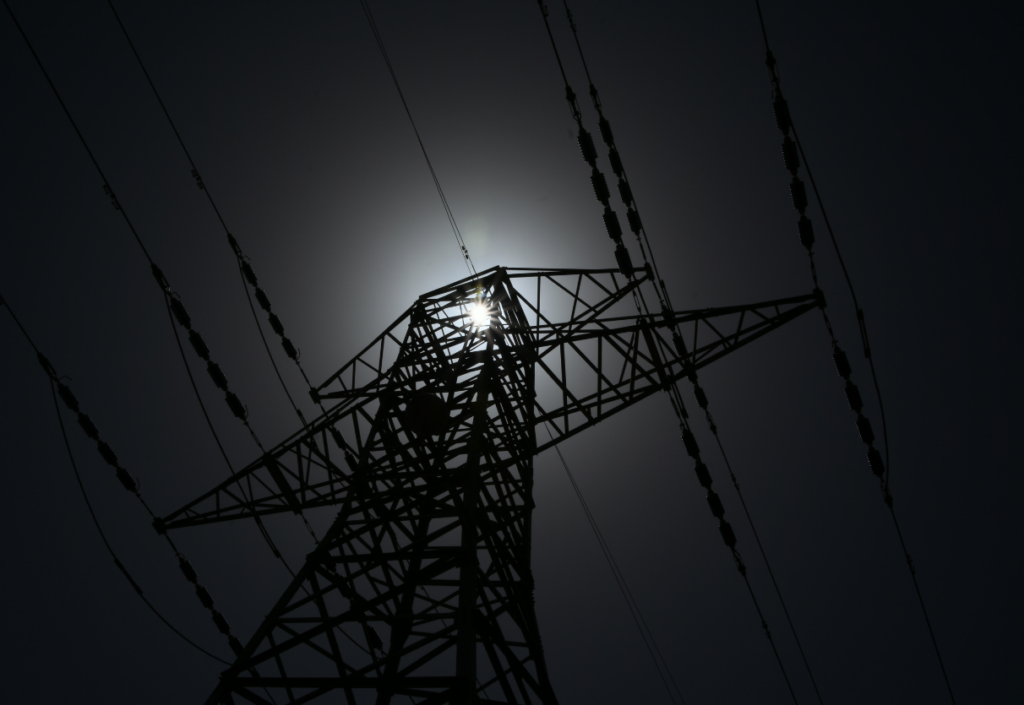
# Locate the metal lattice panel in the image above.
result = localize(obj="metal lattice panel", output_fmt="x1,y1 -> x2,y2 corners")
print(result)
155,266 -> 816,704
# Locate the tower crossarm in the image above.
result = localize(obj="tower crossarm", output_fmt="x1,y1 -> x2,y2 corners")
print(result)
156,268 -> 817,532
155,304 -> 420,531
530,292 -> 819,451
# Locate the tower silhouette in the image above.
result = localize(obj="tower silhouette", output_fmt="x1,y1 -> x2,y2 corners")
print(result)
156,266 -> 816,704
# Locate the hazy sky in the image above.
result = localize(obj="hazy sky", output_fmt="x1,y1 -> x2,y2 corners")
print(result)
1,1 -> 1020,703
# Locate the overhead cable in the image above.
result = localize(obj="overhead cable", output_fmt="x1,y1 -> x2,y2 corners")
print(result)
4,0 -> 308,591
359,0 -> 477,276
555,16 -> 825,700
105,0 -> 326,437
536,3 -> 803,701
104,0 -> 330,546
751,4 -> 955,703
751,0 -> 889,481
545,424 -> 688,705
0,291 -> 236,665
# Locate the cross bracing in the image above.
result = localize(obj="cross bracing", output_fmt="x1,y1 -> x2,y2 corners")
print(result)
151,266 -> 816,705
159,267 -> 816,532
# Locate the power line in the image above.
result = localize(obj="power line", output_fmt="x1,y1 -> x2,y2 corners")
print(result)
104,0 -> 321,435
751,0 -> 889,482
48,377 -> 231,666
1,291 -> 231,666
554,14 -> 825,699
751,4 -> 955,703
103,2 -> 357,553
709,432 -> 825,704
4,0 -> 308,605
545,424 -> 688,705
358,0 -> 476,276
536,3 -> 805,701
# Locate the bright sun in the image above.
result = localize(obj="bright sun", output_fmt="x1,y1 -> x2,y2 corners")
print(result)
468,301 -> 492,328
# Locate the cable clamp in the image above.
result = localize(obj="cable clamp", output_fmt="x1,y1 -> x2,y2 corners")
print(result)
150,263 -> 171,292
37,352 -> 58,379
102,184 -> 121,211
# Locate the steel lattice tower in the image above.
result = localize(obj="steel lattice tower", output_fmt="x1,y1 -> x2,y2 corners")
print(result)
156,266 -> 816,705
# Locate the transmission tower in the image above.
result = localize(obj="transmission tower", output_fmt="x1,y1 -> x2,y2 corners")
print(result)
156,266 -> 816,704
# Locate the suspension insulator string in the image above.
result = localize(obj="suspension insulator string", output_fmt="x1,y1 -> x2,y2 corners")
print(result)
47,376 -> 233,665
541,0 -> 685,509
107,0 -> 436,554
556,18 -> 826,696
558,0 -> 710,436
752,3 -> 955,703
1,293 -> 245,662
558,0 -> 674,312
752,1 -> 889,482
538,0 -> 668,425
104,1 -> 311,430
540,3 -> 804,700
688,351 -> 826,704
630,282 -> 800,705
679,402 -> 800,704
536,1 -> 635,280
105,0 -> 342,452
5,0 -> 315,576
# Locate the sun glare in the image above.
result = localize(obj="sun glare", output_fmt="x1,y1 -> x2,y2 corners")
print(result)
468,301 -> 492,328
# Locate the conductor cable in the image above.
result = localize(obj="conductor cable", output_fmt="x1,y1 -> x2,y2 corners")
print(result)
544,423 -> 687,705
5,0 -> 308,588
359,0 -> 476,276
49,377 -> 231,666
537,4 -> 802,700
105,0 -> 317,434
106,3 -> 356,542
751,4 -> 954,702
751,0 -> 889,481
0,291 -> 242,662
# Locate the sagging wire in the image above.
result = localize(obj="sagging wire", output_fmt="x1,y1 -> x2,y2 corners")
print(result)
3,294 -> 283,705
751,0 -> 890,485
105,0 -> 318,436
536,0 -> 637,281
751,3 -> 955,703
537,3 -> 804,701
49,377 -> 232,666
4,0 -> 312,579
0,292 -> 229,665
1,292 -> 241,665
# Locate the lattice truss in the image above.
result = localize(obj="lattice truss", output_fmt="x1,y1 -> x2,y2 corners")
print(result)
158,267 -> 816,705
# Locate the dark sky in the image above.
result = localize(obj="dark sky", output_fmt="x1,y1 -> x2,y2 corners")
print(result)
1,1 -> 1020,703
